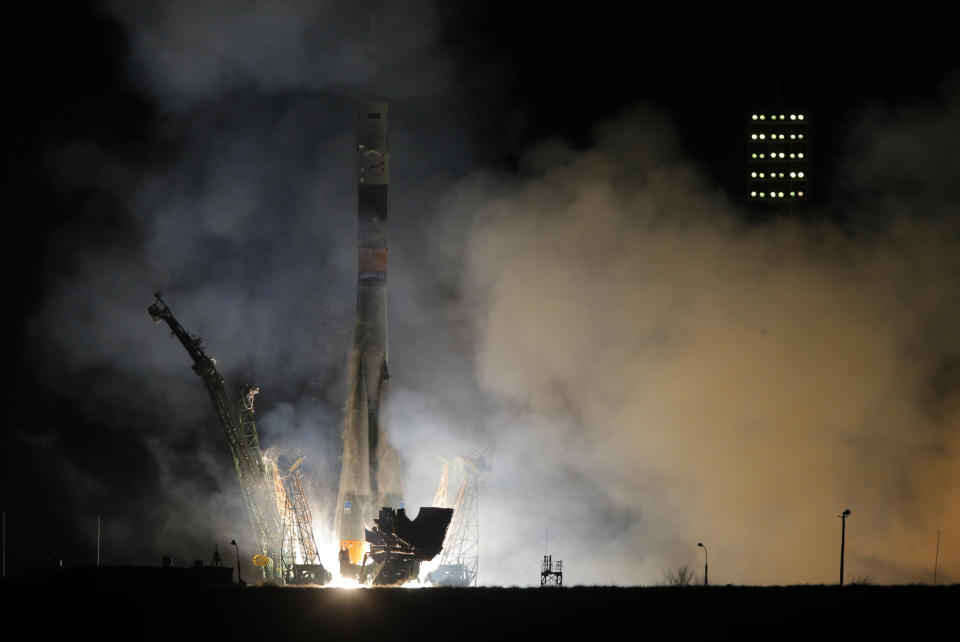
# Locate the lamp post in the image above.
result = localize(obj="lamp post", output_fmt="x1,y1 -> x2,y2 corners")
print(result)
230,539 -> 244,585
838,509 -> 851,586
697,542 -> 708,586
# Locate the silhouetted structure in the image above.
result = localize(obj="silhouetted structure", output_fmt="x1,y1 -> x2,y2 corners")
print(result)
53,564 -> 233,587
541,555 -> 562,587
149,294 -> 329,585
839,508 -> 851,585
698,542 -> 708,586
149,294 -> 283,581
348,506 -> 453,585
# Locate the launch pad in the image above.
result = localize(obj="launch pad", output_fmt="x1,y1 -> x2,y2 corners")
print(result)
148,100 -> 452,586
340,506 -> 454,585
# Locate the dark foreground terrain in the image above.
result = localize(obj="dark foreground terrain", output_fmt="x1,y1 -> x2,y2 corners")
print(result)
2,580 -> 956,640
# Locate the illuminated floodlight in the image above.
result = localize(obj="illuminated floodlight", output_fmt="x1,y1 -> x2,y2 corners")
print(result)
779,172 -> 785,178
790,171 -> 796,178
778,191 -> 784,197
759,192 -> 766,197
751,191 -> 757,197
752,153 -> 757,158
798,191 -> 804,197
779,153 -> 785,158
790,153 -> 796,158
760,114 -> 766,120
790,134 -> 796,140
759,172 -> 765,178
751,172 -> 757,177
798,153 -> 804,158
752,134 -> 758,140
752,114 -> 758,120
790,114 -> 796,120
798,171 -> 805,178
759,153 -> 765,158
769,114 -> 776,120
798,134 -> 804,139
759,134 -> 766,140
780,114 -> 785,120
790,191 -> 796,196
798,114 -> 804,120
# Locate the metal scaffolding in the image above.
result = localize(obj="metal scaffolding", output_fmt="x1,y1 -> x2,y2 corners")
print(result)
428,454 -> 489,586
277,456 -> 329,584
149,293 -> 328,584
540,555 -> 563,587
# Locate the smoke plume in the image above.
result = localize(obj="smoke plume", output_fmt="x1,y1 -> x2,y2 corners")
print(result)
19,1 -> 960,586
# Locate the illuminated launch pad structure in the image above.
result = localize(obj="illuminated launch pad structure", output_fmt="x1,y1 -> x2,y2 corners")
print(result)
147,101 -> 449,587
149,294 -> 329,585
335,101 -> 452,584
428,455 -> 490,587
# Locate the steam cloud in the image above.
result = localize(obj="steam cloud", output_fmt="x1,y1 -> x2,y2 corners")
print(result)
23,2 -> 959,585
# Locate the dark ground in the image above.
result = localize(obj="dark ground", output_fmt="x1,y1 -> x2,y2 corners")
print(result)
2,580 -> 956,640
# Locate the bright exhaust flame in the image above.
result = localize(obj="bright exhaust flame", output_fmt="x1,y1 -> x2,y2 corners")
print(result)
316,531 -> 440,588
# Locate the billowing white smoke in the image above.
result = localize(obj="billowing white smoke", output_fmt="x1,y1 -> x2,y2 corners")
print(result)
400,101 -> 960,586
28,1 -> 959,586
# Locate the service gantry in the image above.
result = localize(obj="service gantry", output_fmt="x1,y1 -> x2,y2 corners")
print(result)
427,454 -> 490,586
149,293 -> 284,581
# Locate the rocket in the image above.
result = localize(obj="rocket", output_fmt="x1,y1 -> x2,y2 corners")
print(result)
336,101 -> 404,565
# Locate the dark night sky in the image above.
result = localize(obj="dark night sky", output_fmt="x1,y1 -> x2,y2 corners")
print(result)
4,2 -> 959,584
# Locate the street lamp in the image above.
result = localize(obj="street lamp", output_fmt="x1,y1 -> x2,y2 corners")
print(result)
230,539 -> 245,585
698,542 -> 708,586
838,509 -> 851,586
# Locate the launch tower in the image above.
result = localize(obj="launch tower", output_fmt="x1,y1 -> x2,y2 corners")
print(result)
428,455 -> 489,586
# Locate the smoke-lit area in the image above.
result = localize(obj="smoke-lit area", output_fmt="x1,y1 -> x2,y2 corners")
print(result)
13,2 -> 960,587
430,107 -> 960,585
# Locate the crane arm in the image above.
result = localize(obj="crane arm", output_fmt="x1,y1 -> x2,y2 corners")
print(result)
148,292 -> 283,579
149,293 -> 219,379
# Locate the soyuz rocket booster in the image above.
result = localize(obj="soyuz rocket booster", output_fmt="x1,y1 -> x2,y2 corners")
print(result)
336,101 -> 404,564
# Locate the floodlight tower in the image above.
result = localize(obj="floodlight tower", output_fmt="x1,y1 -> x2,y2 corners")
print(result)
747,112 -> 809,215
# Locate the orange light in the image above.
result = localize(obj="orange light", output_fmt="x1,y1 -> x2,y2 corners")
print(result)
340,540 -> 368,565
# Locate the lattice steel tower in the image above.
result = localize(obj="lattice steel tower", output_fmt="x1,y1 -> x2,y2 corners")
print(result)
540,555 -> 563,587
149,294 -> 283,581
429,455 -> 490,586
276,456 -> 329,584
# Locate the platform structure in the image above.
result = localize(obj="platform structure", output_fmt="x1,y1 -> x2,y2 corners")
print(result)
277,457 -> 330,585
541,555 -> 563,587
428,455 -> 489,586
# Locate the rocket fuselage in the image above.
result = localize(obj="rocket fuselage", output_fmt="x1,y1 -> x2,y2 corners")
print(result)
337,101 -> 403,563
